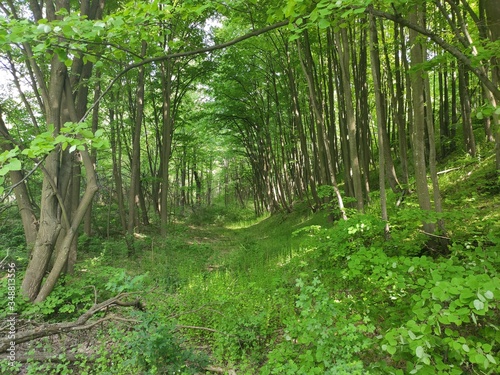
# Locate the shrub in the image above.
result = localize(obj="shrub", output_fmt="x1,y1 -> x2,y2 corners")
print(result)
262,276 -> 374,375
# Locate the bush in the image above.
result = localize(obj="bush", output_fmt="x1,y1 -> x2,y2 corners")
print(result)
262,276 -> 373,374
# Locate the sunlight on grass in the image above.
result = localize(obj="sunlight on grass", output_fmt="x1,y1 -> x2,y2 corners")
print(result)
225,212 -> 270,230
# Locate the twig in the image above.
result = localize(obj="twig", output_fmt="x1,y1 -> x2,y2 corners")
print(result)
84,285 -> 98,305
418,230 -> 450,240
437,162 -> 476,175
0,158 -> 45,204
0,249 -> 9,268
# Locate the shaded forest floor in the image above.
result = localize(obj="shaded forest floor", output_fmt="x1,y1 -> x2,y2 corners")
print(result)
1,152 -> 500,374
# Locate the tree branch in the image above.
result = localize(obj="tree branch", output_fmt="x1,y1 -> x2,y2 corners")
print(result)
0,293 -> 144,353
366,6 -> 500,101
81,20 -> 289,123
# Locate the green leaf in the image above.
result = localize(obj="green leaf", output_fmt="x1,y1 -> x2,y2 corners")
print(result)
416,346 -> 424,358
473,299 -> 484,311
37,23 -> 52,33
9,158 -> 21,171
408,330 -> 417,340
353,7 -> 366,14
318,18 -> 330,29
486,354 -> 497,364
484,290 -> 494,299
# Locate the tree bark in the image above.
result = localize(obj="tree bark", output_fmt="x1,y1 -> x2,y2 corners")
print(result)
335,28 -> 364,212
127,41 -> 147,251
482,0 -> 500,170
0,111 -> 38,248
20,0 -> 104,302
457,63 -> 476,156
409,5 -> 435,235
369,14 -> 389,235
160,58 -> 174,234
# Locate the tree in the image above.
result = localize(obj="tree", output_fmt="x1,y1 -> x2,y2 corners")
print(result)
0,0 -> 105,302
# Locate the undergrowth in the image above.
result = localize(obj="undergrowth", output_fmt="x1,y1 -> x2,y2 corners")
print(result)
1,156 -> 499,374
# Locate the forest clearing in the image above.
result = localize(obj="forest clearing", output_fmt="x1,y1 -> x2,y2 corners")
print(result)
1,0 -> 500,374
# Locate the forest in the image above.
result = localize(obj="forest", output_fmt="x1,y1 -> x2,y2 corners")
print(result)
0,0 -> 499,374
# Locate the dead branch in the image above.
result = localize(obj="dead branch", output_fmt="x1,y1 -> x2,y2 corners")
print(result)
437,162 -> 476,175
0,293 -> 144,353
419,229 -> 451,240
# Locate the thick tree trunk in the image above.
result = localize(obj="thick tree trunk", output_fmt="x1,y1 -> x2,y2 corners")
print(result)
21,0 -> 105,301
21,51 -> 67,301
34,150 -> 98,302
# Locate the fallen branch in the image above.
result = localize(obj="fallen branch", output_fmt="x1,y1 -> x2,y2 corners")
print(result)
0,293 -> 144,353
419,229 -> 451,240
437,162 -> 476,175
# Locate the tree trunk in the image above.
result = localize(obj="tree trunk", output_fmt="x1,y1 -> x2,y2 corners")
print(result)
160,58 -> 174,235
127,41 -> 147,250
109,102 -> 127,233
21,53 -> 66,301
379,21 -> 403,192
285,44 -> 321,208
369,14 -> 389,235
0,111 -> 38,248
409,5 -> 435,235
482,0 -> 500,170
34,149 -> 98,302
457,63 -> 476,156
83,74 -> 101,236
21,0 -> 105,301
335,28 -> 364,212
